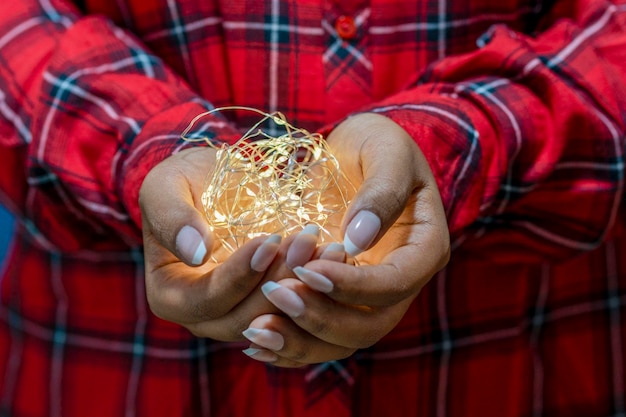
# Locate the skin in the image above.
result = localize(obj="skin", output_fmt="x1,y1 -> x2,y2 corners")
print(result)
139,112 -> 451,367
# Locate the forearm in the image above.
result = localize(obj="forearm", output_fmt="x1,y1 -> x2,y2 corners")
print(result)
365,0 -> 626,260
0,0 -> 238,252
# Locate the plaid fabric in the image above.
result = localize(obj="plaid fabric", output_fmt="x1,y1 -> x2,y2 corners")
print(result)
0,0 -> 625,416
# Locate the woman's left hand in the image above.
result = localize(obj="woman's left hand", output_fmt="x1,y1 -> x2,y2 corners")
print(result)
241,113 -> 451,366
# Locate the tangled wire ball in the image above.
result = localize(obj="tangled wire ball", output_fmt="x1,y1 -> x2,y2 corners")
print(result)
182,107 -> 355,254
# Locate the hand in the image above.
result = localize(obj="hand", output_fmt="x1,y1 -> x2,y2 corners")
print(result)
241,113 -> 451,366
139,147 -> 289,341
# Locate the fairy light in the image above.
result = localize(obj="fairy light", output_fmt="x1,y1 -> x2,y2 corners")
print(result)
181,106 -> 355,254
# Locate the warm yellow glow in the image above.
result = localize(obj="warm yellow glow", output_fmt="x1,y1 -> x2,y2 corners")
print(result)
182,107 -> 355,253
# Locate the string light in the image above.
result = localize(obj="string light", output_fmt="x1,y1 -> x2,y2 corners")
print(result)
181,107 -> 355,254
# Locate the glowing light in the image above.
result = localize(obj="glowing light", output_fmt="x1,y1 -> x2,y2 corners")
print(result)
181,107 -> 355,254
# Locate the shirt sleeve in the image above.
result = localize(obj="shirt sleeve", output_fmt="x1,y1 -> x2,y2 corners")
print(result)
0,0 -> 239,253
366,0 -> 626,262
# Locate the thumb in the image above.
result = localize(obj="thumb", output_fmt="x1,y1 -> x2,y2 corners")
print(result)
139,148 -> 215,266
342,166 -> 415,257
330,113 -> 425,257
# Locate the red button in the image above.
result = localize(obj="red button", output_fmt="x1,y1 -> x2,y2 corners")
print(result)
335,15 -> 357,40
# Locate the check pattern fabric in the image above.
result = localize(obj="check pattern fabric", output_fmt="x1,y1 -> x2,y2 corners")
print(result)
0,0 -> 625,416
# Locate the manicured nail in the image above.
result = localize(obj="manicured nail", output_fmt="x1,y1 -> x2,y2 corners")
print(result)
343,211 -> 381,257
176,225 -> 207,266
250,234 -> 282,272
286,224 -> 320,268
242,328 -> 284,351
261,281 -> 305,318
242,347 -> 278,363
320,243 -> 345,262
301,224 -> 320,236
293,266 -> 333,293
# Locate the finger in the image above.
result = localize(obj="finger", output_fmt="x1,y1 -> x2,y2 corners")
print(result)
188,230 -> 334,341
260,279 -> 408,349
285,224 -> 320,268
145,234 -> 281,326
260,225 -> 321,279
139,148 -> 216,266
318,242 -> 346,262
294,215 -> 448,308
294,256 -> 429,308
184,286 -> 279,342
242,314 -> 356,367
327,113 -> 427,256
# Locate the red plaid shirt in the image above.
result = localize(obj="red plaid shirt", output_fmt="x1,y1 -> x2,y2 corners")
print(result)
1,0 -> 626,415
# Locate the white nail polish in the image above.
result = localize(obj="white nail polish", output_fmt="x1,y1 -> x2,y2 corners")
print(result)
242,328 -> 262,339
293,266 -> 333,293
176,225 -> 207,266
301,224 -> 320,236
343,211 -> 381,257
320,243 -> 345,262
324,242 -> 344,253
242,328 -> 285,351
261,281 -> 281,296
242,347 -> 262,357
261,281 -> 305,318
192,241 -> 207,265
242,347 -> 278,363
250,234 -> 282,272
343,233 -> 361,258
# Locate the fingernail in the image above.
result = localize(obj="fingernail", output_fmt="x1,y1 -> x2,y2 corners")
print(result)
301,224 -> 320,236
343,211 -> 381,257
320,243 -> 345,262
261,281 -> 305,318
250,234 -> 282,272
293,266 -> 333,293
242,328 -> 284,351
176,225 -> 207,266
242,347 -> 278,363
286,224 -> 320,268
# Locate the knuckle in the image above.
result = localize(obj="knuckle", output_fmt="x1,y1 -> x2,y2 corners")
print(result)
225,271 -> 257,297
225,317 -> 250,340
307,315 -> 333,338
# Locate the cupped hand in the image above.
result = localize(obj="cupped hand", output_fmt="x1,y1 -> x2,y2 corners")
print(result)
241,113 -> 451,366
137,145 -> 360,347
139,147 -> 288,341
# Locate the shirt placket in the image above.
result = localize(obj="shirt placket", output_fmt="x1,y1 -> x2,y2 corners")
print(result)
299,2 -> 371,416
322,0 -> 373,122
